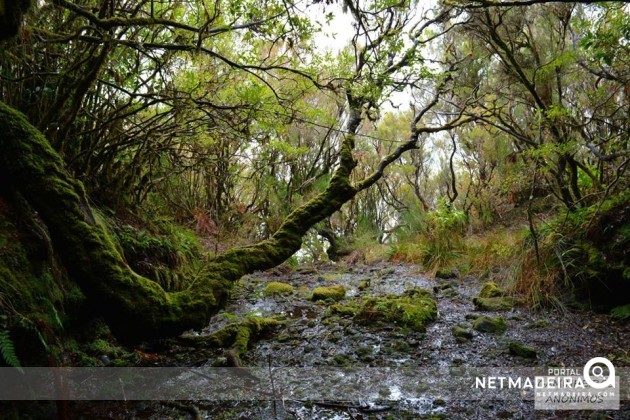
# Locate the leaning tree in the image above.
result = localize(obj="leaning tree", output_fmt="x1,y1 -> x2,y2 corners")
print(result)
0,0 -> 476,341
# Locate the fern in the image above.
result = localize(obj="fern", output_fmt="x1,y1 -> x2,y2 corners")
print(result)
0,329 -> 23,373
611,304 -> 630,321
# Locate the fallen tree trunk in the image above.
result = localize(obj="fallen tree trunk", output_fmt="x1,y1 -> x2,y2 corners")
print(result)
0,101 -> 361,341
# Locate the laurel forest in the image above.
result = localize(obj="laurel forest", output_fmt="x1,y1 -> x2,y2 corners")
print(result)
0,0 -> 627,376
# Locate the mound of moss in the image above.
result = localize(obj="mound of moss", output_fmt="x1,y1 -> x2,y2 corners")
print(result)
264,281 -> 295,296
473,297 -> 517,311
508,341 -> 538,359
355,288 -> 437,332
311,285 -> 346,302
478,282 -> 504,298
472,316 -> 508,334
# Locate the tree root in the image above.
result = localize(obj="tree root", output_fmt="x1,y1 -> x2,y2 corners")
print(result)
181,317 -> 281,367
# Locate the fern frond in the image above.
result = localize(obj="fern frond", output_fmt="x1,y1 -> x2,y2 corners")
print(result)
0,329 -> 24,373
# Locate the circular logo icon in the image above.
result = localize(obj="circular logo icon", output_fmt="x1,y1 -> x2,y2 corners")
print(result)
583,357 -> 616,389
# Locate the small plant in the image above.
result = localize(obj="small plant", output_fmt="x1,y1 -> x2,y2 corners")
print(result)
0,329 -> 23,372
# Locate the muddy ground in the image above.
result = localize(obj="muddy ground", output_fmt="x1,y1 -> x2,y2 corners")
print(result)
73,262 -> 629,419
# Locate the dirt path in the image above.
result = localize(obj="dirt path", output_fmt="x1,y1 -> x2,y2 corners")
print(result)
75,263 -> 629,419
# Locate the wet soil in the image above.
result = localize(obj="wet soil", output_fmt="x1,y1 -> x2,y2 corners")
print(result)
74,263 -> 629,419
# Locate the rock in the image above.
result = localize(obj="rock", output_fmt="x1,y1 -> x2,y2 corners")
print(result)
264,281 -> 294,296
441,288 -> 459,298
354,288 -> 437,332
508,341 -> 538,359
478,282 -> 504,298
311,285 -> 346,302
212,356 -> 228,367
472,316 -> 508,334
473,297 -> 516,311
433,280 -> 458,293
407,338 -> 419,347
452,325 -> 474,341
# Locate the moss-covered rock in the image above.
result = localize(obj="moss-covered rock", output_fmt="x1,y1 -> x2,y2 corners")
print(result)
478,282 -> 504,298
472,316 -> 508,334
355,288 -> 437,332
452,325 -> 473,342
434,280 -> 458,293
508,341 -> 538,359
473,296 -> 517,311
328,303 -> 358,317
264,281 -> 295,296
311,285 -> 346,302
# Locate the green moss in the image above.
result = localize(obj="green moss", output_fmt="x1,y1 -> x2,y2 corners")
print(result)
611,304 -> 630,320
355,288 -> 437,331
264,282 -> 295,296
452,325 -> 473,341
311,285 -> 346,302
207,316 -> 280,356
328,303 -> 358,317
332,353 -> 352,366
508,341 -> 538,359
472,316 -> 508,334
473,296 -> 517,311
478,282 -> 504,298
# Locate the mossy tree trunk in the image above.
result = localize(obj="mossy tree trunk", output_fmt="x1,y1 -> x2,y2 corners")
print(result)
1,89 -> 467,340
0,100 -> 361,340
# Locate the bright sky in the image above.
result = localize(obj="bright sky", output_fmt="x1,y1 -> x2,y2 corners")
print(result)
303,1 -> 441,111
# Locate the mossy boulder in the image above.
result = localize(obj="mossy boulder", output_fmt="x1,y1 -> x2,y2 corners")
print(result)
452,325 -> 473,342
311,285 -> 346,302
473,296 -> 516,311
264,281 -> 294,296
472,316 -> 508,334
478,282 -> 504,298
508,341 -> 538,359
355,288 -> 437,332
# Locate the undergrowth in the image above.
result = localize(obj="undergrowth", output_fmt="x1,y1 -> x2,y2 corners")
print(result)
97,210 -> 204,291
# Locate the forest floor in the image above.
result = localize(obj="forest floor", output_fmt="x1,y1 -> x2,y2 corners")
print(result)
74,262 -> 629,419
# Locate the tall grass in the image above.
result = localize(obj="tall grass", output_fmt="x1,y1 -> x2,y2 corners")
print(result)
389,200 -> 467,271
